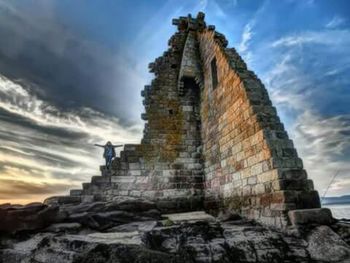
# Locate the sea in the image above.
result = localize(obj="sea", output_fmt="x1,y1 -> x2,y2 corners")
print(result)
323,203 -> 350,219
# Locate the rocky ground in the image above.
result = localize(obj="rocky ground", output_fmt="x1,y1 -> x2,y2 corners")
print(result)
1,197 -> 350,263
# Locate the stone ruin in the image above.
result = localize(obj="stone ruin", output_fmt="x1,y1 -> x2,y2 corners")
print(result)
56,12 -> 328,228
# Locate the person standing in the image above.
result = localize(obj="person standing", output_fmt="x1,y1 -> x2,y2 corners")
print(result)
94,141 -> 123,168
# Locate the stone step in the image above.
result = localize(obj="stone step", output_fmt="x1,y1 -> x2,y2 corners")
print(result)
110,176 -> 136,183
82,183 -> 91,190
124,144 -> 139,151
70,189 -> 83,196
91,176 -> 111,184
80,195 -> 95,203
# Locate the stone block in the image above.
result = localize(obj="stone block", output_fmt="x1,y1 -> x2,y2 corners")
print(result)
271,179 -> 310,191
142,191 -> 158,199
270,203 -> 296,211
288,208 -> 334,225
70,189 -> 82,197
250,162 -> 263,176
128,170 -> 142,176
280,169 -> 307,180
81,195 -> 95,203
247,176 -> 257,185
182,106 -> 193,112
257,169 -> 279,183
111,176 -> 135,183
298,190 -> 321,209
117,183 -> 133,190
129,190 -> 142,197
254,184 -> 265,195
129,163 -> 141,170
136,176 -> 149,184
91,176 -> 110,184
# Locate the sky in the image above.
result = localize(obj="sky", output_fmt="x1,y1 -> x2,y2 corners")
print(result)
0,0 -> 349,204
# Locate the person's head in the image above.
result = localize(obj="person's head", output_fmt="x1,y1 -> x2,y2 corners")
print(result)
106,141 -> 112,146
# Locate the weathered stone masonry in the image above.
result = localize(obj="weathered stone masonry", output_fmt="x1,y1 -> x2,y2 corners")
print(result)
65,13 -> 322,228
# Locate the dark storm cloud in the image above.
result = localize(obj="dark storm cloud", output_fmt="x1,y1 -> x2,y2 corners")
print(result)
0,1 -> 145,124
0,69 -> 142,201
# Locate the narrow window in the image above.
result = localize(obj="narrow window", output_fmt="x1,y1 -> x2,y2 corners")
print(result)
211,57 -> 218,89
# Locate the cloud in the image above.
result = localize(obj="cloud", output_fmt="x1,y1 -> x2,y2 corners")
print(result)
238,22 -> 254,53
236,1 -> 268,65
292,111 -> 350,197
210,0 -> 227,19
326,15 -> 346,29
0,75 -> 142,143
0,178 -> 71,200
271,29 -> 350,47
0,0 -> 215,204
0,1 -> 147,123
261,25 -> 350,197
0,75 -> 143,203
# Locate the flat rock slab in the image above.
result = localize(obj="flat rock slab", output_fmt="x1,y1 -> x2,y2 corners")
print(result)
44,196 -> 81,205
66,231 -> 142,245
45,223 -> 82,233
107,221 -> 157,233
162,211 -> 215,223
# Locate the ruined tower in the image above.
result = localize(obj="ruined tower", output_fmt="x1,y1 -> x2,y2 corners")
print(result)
63,13 -> 322,228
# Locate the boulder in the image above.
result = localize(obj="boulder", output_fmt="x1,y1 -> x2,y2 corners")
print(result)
0,204 -> 60,234
307,225 -> 350,262
104,197 -> 157,212
1,218 -> 350,262
288,208 -> 334,225
55,199 -> 161,231
1,198 -> 350,262
44,196 -> 81,205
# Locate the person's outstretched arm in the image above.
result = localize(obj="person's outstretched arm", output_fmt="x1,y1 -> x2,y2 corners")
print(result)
94,144 -> 105,147
112,144 -> 123,148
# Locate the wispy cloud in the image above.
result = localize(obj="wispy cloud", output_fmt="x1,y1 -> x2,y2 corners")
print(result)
326,15 -> 346,29
238,22 -> 254,53
236,1 -> 268,64
262,24 -> 350,196
271,29 -> 350,47
292,111 -> 350,196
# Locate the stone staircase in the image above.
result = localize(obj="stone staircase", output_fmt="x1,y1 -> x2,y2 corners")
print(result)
45,142 -> 205,213
65,144 -> 147,201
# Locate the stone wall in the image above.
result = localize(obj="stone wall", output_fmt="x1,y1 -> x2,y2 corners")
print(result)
68,23 -> 205,213
64,12 -> 322,228
196,23 -> 320,227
